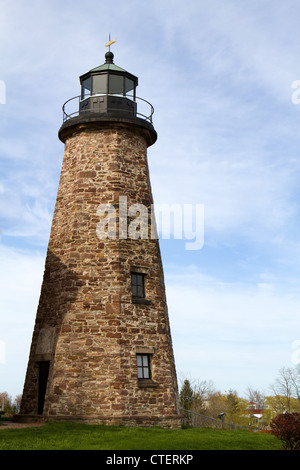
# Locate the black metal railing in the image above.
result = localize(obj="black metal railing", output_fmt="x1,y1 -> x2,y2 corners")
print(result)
62,94 -> 154,124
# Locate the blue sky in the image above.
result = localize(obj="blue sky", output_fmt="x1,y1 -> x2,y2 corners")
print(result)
1,0 -> 300,399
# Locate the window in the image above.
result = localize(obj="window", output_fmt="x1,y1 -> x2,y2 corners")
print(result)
131,268 -> 151,305
131,273 -> 145,299
109,74 -> 123,94
82,77 -> 91,99
125,78 -> 134,96
93,75 -> 107,94
136,354 -> 151,379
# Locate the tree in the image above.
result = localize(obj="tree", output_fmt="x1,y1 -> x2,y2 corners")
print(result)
206,391 -> 226,418
270,366 -> 300,412
246,387 -> 265,408
270,413 -> 300,450
14,395 -> 22,413
289,365 -> 300,403
192,380 -> 215,414
0,392 -> 18,416
224,390 -> 249,425
179,379 -> 194,410
225,390 -> 240,415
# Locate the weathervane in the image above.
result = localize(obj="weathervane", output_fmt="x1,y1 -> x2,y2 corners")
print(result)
105,34 -> 117,52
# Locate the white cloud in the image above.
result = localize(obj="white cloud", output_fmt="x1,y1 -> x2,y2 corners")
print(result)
0,245 -> 46,396
165,263 -> 300,393
150,134 -> 299,249
0,173 -> 54,244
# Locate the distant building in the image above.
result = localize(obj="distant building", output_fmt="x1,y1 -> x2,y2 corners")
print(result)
247,401 -> 269,424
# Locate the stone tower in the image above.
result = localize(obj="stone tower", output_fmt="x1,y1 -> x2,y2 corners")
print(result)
17,49 -> 181,427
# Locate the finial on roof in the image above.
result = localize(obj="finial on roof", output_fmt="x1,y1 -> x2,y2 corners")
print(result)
105,51 -> 114,64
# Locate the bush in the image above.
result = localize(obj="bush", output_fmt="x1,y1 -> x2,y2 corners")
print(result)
270,413 -> 300,450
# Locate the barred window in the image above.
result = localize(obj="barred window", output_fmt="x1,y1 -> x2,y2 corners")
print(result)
136,354 -> 151,379
131,273 -> 145,299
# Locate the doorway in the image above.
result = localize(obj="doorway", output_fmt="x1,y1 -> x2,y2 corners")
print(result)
38,361 -> 50,415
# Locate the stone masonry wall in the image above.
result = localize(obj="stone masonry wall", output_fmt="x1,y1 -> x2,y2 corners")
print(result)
19,123 -> 181,427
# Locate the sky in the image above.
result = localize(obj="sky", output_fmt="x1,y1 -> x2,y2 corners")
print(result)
1,0 -> 300,401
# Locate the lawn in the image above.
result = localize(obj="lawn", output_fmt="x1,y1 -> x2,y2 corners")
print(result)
0,422 -> 282,450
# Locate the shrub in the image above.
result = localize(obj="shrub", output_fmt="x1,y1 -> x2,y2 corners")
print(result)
270,413 -> 300,450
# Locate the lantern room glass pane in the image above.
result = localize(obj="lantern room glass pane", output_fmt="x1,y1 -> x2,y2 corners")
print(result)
109,74 -> 123,94
82,77 -> 91,99
125,78 -> 134,95
93,75 -> 107,94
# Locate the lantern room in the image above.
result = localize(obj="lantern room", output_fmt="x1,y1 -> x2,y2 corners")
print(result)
79,51 -> 138,117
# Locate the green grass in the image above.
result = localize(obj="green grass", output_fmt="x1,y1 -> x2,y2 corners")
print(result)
0,422 -> 282,450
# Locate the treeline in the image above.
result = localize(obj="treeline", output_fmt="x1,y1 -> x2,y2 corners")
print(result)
0,392 -> 22,417
179,365 -> 300,427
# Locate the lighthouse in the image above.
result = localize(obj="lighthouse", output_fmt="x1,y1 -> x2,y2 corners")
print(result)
17,47 -> 181,428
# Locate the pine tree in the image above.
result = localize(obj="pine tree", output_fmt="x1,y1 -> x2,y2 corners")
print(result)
179,380 -> 194,410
